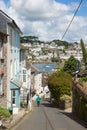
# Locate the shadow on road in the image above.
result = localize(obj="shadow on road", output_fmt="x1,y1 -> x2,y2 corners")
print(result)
61,111 -> 87,128
41,101 -> 87,128
41,101 -> 54,108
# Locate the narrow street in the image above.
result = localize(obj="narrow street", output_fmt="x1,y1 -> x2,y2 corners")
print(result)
11,101 -> 87,130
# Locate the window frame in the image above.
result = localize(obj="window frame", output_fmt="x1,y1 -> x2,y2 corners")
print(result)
11,90 -> 16,106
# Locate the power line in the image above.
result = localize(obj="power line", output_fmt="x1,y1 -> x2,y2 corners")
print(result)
61,0 -> 84,40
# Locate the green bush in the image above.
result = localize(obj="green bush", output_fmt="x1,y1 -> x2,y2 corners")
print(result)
20,100 -> 27,108
60,94 -> 72,101
48,71 -> 72,100
79,76 -> 87,82
0,107 -> 11,120
79,76 -> 87,86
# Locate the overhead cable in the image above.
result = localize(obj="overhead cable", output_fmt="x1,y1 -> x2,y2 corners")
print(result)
61,0 -> 84,40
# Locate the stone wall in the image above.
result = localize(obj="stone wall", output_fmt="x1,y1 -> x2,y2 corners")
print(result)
72,80 -> 87,122
58,99 -> 72,109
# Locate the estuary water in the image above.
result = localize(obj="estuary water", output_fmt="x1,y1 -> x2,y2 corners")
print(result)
32,63 -> 58,72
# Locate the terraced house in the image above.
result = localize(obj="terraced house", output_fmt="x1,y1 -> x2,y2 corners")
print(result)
0,30 -> 8,106
0,10 -> 22,114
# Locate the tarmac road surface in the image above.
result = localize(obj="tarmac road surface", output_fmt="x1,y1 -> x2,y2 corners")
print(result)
11,100 -> 87,130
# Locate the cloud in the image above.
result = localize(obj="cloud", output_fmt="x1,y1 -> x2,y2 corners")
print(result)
10,0 -> 70,21
1,0 -> 87,43
0,0 -> 8,11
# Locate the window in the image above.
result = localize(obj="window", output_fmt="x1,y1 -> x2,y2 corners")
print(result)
0,39 -> 3,58
23,69 -> 26,82
23,70 -> 26,74
12,90 -> 16,105
0,75 -> 3,94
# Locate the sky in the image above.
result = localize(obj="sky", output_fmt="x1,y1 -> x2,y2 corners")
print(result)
1,0 -> 87,43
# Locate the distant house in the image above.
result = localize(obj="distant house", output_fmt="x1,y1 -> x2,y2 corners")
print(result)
31,65 -> 42,95
0,10 -> 22,114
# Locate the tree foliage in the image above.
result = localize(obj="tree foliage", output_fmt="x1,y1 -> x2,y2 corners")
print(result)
80,39 -> 87,69
20,35 -> 40,44
48,71 -> 72,100
52,39 -> 71,49
51,57 -> 59,62
63,55 -> 78,74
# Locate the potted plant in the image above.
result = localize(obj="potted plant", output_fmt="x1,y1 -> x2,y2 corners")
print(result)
20,100 -> 27,108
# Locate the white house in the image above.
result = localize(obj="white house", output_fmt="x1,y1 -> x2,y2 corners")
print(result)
31,65 -> 42,96
20,45 -> 31,109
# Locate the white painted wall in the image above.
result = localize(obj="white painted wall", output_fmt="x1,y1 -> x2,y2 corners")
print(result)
34,72 -> 42,94
7,25 -> 14,108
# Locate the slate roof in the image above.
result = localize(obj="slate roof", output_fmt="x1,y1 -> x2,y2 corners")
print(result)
31,65 -> 41,74
0,10 -> 22,34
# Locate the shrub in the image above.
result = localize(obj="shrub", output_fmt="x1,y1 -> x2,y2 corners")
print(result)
48,71 -> 72,101
79,76 -> 87,85
0,107 -> 11,121
60,94 -> 72,101
20,100 -> 27,108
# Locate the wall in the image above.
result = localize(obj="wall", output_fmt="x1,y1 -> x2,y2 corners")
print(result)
0,33 -> 7,107
72,80 -> 87,122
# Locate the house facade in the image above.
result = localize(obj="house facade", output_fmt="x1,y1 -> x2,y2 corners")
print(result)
0,10 -> 22,114
20,45 -> 31,105
31,66 -> 42,95
34,72 -> 42,94
0,30 -> 8,107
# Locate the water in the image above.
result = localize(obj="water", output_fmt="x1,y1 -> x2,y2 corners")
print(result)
32,63 -> 58,72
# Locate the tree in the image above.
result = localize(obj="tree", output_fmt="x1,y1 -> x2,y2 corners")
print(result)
20,35 -> 39,43
48,71 -> 72,101
80,39 -> 87,69
51,57 -> 59,62
63,55 -> 78,75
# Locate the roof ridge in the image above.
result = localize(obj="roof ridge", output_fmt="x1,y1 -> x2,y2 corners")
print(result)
0,9 -> 13,22
0,9 -> 22,34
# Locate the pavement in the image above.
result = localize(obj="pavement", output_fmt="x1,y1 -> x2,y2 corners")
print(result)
2,108 -> 32,130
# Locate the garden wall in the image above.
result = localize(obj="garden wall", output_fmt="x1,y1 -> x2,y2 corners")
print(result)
72,80 -> 87,122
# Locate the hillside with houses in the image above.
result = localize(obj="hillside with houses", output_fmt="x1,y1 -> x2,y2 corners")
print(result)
1,9 -> 87,126
21,36 -> 84,63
